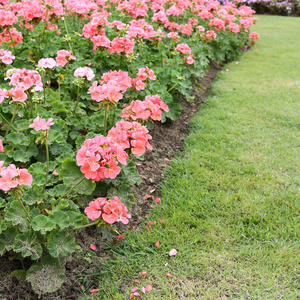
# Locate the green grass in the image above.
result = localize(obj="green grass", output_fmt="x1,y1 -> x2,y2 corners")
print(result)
85,15 -> 300,299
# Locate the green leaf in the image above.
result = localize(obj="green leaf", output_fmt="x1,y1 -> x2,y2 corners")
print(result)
23,190 -> 47,205
28,162 -> 47,175
67,211 -> 86,228
47,130 -> 66,145
52,198 -> 69,212
0,219 -> 9,234
6,150 -> 30,163
14,120 -> 30,131
48,184 -> 69,198
6,132 -> 30,146
0,227 -> 18,255
13,231 -> 43,260
49,211 -> 70,229
47,231 -> 78,258
59,159 -> 96,195
26,255 -> 65,294
0,197 -> 6,208
4,200 -> 30,232
122,160 -> 141,185
31,215 -> 56,234
164,102 -> 182,121
10,269 -> 27,279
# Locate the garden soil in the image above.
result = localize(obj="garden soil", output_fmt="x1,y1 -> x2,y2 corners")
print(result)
0,62 -> 220,300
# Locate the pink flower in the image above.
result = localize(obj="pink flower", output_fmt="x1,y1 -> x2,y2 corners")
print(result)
0,164 -> 32,192
90,289 -> 99,297
175,43 -> 191,54
56,50 -> 76,67
166,273 -> 173,278
90,244 -> 96,251
0,88 -> 9,103
76,135 -> 128,181
249,32 -> 259,39
169,249 -> 177,256
84,198 -> 104,220
84,197 -> 131,225
141,272 -> 147,276
74,67 -> 95,81
131,287 -> 138,293
9,88 -> 27,102
145,285 -> 152,292
0,138 -> 4,152
38,58 -> 57,69
155,198 -> 161,204
0,49 -> 15,65
155,241 -> 159,247
184,55 -> 195,65
29,116 -> 54,131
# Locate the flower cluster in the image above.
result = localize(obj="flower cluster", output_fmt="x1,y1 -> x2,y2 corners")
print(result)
85,196 -> 131,224
29,117 -> 54,131
56,50 -> 76,67
5,68 -> 43,92
37,58 -> 57,69
108,120 -> 152,157
0,49 -> 15,65
120,95 -> 169,122
76,135 -> 128,181
0,162 -> 32,192
74,67 -> 95,81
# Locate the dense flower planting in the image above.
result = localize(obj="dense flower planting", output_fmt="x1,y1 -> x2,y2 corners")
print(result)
0,0 -> 258,294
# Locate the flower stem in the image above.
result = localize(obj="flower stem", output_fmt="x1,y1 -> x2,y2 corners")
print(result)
0,113 -> 16,132
103,104 -> 108,136
112,106 -> 116,127
4,104 -> 17,139
63,16 -> 73,55
70,221 -> 98,231
16,193 -> 32,222
162,81 -> 179,97
61,176 -> 85,198
58,81 -> 61,102
8,28 -> 17,55
72,85 -> 82,114
43,138 -> 49,193
42,73 -> 46,104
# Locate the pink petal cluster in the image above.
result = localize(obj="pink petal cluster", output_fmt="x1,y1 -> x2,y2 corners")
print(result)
88,70 -> 133,104
0,28 -> 23,47
0,162 -> 32,192
29,116 -> 54,131
74,67 -> 95,81
184,55 -> 195,65
76,135 -> 128,181
120,95 -> 169,122
5,68 -> 43,92
249,32 -> 259,39
175,43 -> 192,54
85,196 -> 131,225
0,138 -> 4,152
0,49 -> 15,65
56,50 -> 76,67
0,10 -> 18,27
37,58 -> 57,69
109,37 -> 135,55
108,120 -> 152,157
137,67 -> 156,81
201,30 -> 217,41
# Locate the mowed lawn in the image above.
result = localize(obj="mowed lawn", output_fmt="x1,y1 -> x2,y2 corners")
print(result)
85,15 -> 300,299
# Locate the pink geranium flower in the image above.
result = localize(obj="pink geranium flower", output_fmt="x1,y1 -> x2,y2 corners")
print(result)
29,116 -> 54,131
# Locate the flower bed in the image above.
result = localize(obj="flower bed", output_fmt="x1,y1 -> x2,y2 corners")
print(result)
0,0 -> 258,294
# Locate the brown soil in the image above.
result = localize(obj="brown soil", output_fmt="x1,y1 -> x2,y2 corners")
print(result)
0,62 -> 220,300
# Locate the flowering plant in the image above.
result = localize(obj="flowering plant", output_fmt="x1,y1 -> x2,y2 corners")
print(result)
0,0 -> 258,294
